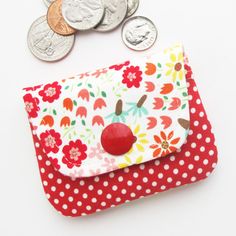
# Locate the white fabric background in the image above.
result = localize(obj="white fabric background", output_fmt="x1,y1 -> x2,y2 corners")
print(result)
0,0 -> 235,235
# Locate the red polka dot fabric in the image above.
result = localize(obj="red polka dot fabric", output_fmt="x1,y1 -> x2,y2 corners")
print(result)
30,73 -> 218,217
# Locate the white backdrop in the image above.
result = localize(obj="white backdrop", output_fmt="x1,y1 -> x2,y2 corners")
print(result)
0,0 -> 235,235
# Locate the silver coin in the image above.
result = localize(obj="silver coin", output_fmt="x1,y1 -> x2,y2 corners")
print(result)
62,0 -> 105,31
122,16 -> 157,51
94,0 -> 128,32
43,0 -> 55,7
27,16 -> 75,62
127,0 -> 139,17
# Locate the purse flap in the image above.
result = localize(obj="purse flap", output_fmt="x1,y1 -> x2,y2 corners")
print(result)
23,44 -> 190,178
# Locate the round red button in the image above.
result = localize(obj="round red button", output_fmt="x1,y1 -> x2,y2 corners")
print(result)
101,123 -> 137,156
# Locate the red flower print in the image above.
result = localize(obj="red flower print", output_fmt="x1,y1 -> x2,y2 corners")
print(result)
145,82 -> 155,92
76,106 -> 87,118
63,98 -> 73,111
60,116 -> 71,127
150,131 -> 180,158
122,66 -> 143,88
160,83 -> 174,95
153,97 -> 164,109
23,94 -> 40,118
40,115 -> 54,127
78,89 -> 90,102
62,140 -> 87,169
184,64 -> 193,80
23,85 -> 42,92
160,116 -> 172,129
147,117 -> 157,130
49,157 -> 61,171
92,68 -> 108,78
39,82 -> 62,103
78,72 -> 90,79
40,129 -> 62,154
92,115 -> 104,126
109,61 -> 130,71
94,98 -> 107,110
169,97 -> 181,110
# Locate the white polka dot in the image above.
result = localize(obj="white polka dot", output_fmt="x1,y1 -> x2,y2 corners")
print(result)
77,201 -> 82,206
170,156 -> 175,161
106,194 -> 112,199
92,198 -> 97,203
205,137 -> 211,143
164,164 -> 169,170
188,164 -> 194,170
108,172 -> 114,178
72,209 -> 77,214
97,189 -> 103,195
94,176 -> 100,182
209,150 -> 214,156
173,168 -> 179,174
38,155 -> 42,161
118,176 -> 123,182
101,202 -> 106,207
191,177 -> 197,182
74,188 -> 79,194
188,95 -> 193,100
83,193 -> 88,199
133,172 -> 139,178
41,168 -> 45,173
149,168 -> 154,174
203,159 -> 209,165
68,196 -> 73,202
124,167 -> 129,173
59,191 -> 64,197
62,204 -> 68,210
146,189 -> 151,194
197,168 -> 203,174
86,205 -> 91,211
80,180 -> 85,186
57,178 -> 62,184
121,189 -> 127,194
191,108 -> 196,114
152,181 -> 157,187
43,181 -> 48,186
191,142 -> 197,148
65,184 -> 70,189
167,177 -> 173,183
197,134 -> 202,139
35,143 -> 40,148
206,172 -> 211,177
160,185 -> 166,190
194,155 -> 200,161
116,197 -> 121,202
139,164 -> 145,170
136,185 -> 142,190
51,186 -> 56,192
176,148 -> 182,153
189,130 -> 193,135
46,194 -> 50,199
46,160 -> 51,166
103,181 -> 109,187
143,177 -> 148,183
88,185 -> 94,191
158,173 -> 163,179
199,111 -> 204,117
48,173 -> 53,179
176,181 -> 181,186
185,151 -> 191,157
127,180 -> 133,186
193,86 -> 198,92
200,146 -> 205,152
194,121 -> 199,126
182,173 -> 188,178
130,193 -> 136,198
196,99 -> 201,104
202,124 -> 208,130
212,163 -> 217,168
155,160 -> 160,166
179,160 -> 185,166
112,185 -> 118,191
54,199 -> 59,204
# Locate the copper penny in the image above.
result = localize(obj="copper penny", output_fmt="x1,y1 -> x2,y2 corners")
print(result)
47,0 -> 76,36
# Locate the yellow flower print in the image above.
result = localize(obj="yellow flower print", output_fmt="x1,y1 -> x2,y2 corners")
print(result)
117,124 -> 148,169
166,52 -> 184,82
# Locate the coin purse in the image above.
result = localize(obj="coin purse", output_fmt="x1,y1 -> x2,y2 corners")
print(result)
22,44 -> 218,217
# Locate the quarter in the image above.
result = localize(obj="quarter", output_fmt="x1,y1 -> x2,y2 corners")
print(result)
127,0 -> 139,17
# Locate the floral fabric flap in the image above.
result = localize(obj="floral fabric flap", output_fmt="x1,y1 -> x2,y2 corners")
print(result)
23,44 -> 190,178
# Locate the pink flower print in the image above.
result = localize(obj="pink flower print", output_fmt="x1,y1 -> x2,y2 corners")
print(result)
89,169 -> 101,176
92,68 -> 108,78
89,143 -> 106,160
102,158 -> 118,172
69,169 -> 84,181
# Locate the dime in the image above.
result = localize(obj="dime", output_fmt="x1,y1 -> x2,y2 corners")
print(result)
62,0 -> 105,31
94,0 -> 128,32
127,0 -> 139,17
27,16 -> 75,62
47,0 -> 76,36
43,0 -> 55,7
122,16 -> 157,51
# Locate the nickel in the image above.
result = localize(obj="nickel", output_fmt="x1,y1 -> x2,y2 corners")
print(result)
27,16 -> 75,62
62,0 -> 105,31
47,0 -> 76,36
95,0 -> 128,32
122,16 -> 157,51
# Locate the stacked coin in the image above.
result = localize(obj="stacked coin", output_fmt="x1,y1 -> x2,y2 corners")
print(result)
27,0 -> 158,62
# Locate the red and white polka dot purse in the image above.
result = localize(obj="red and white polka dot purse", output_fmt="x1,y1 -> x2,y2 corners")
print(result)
22,44 -> 218,217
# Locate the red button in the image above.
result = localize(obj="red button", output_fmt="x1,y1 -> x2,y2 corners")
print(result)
101,123 -> 137,156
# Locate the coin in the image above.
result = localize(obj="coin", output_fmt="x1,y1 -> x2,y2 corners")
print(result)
62,0 -> 105,31
94,0 -> 128,32
27,16 -> 75,62
43,0 -> 55,7
127,0 -> 139,17
122,16 -> 157,51
47,0 -> 76,36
